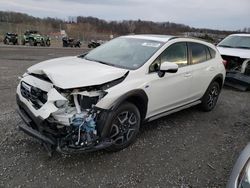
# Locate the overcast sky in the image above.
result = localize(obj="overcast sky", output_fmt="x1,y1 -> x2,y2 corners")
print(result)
1,0 -> 249,30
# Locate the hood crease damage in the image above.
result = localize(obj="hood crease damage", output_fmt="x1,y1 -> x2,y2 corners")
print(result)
27,56 -> 129,89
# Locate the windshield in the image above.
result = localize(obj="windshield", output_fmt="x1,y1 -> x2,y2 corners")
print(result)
218,35 -> 250,49
84,37 -> 164,70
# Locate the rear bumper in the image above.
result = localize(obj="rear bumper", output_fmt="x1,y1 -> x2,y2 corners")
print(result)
225,72 -> 250,91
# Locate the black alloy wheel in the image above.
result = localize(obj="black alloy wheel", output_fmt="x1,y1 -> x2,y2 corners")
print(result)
107,102 -> 141,151
201,82 -> 220,111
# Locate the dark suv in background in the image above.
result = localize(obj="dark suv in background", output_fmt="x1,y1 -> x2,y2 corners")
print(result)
3,32 -> 18,45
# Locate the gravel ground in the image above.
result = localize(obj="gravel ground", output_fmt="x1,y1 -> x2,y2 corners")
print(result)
0,45 -> 250,188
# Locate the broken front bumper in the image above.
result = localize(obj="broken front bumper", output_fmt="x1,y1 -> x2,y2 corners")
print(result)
16,94 -> 113,154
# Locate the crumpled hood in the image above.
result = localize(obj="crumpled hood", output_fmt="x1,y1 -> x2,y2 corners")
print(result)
27,56 -> 128,89
217,46 -> 250,59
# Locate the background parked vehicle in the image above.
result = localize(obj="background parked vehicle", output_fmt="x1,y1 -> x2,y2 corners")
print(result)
3,32 -> 18,45
217,34 -> 250,91
62,37 -> 81,47
87,40 -> 105,48
21,30 -> 50,47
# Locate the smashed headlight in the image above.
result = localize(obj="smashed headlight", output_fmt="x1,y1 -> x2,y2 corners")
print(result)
48,88 -> 107,149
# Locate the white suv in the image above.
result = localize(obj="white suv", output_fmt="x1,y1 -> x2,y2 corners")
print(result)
17,35 -> 226,154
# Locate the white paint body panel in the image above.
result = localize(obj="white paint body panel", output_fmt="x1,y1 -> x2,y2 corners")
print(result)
17,75 -> 65,119
217,33 -> 250,59
17,35 -> 225,122
27,56 -> 127,89
217,47 -> 250,59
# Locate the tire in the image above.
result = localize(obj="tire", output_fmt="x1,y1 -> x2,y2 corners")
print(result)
40,40 -> 45,46
22,40 -> 26,45
29,39 -> 34,46
46,40 -> 50,47
4,38 -> 9,45
200,82 -> 221,112
106,102 -> 141,152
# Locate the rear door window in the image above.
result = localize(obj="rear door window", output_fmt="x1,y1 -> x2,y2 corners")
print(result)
189,42 -> 208,64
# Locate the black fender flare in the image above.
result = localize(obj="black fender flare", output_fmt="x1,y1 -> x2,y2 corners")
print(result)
201,73 -> 224,99
110,89 -> 148,111
96,89 -> 148,139
210,73 -> 224,89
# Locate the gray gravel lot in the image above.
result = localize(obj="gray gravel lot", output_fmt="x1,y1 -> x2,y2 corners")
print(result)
0,45 -> 250,188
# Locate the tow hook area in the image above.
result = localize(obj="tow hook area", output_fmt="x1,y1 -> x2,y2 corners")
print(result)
56,139 -> 113,155
18,118 -> 113,156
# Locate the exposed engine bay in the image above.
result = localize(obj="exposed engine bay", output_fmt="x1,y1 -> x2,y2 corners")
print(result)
48,88 -> 106,151
222,55 -> 250,75
222,55 -> 250,91
17,72 -> 128,155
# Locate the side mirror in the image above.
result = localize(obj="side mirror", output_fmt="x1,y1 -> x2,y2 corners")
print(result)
158,62 -> 178,77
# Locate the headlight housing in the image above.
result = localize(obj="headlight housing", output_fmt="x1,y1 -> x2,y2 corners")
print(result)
55,100 -> 67,108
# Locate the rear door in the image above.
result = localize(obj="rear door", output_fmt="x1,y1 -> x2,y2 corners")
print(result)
187,42 -> 217,100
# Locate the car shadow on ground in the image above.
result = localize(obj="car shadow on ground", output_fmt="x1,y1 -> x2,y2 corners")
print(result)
24,105 -> 201,161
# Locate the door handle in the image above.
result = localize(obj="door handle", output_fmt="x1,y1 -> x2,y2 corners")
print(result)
184,73 -> 192,77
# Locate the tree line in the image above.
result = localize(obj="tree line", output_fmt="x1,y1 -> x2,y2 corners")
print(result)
0,11 -> 246,41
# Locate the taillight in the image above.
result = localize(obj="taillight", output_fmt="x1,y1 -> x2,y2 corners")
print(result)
222,60 -> 227,67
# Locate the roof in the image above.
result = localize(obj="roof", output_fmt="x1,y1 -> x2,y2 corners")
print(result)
229,33 -> 250,37
122,34 -> 176,42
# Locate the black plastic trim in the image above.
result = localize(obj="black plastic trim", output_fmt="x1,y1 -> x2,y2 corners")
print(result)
110,89 -> 148,112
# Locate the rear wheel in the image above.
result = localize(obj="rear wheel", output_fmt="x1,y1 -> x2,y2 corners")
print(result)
41,40 -> 45,46
46,40 -> 51,47
106,102 -> 141,152
200,82 -> 220,111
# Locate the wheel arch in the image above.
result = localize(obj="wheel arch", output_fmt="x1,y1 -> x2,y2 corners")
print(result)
110,89 -> 148,121
211,73 -> 224,89
200,73 -> 224,101
96,89 -> 148,139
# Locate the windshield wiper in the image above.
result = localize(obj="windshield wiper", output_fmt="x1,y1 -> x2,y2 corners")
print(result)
84,57 -> 129,69
84,57 -> 113,66
218,45 -> 233,48
234,46 -> 250,49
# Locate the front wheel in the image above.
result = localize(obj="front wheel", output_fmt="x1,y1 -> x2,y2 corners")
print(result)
46,40 -> 51,47
4,38 -> 9,45
200,82 -> 221,111
106,102 -> 141,152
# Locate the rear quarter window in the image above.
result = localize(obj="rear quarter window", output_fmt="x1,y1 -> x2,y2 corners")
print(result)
189,42 -> 215,64
208,47 -> 216,58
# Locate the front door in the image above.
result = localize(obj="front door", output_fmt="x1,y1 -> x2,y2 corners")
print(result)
146,42 -> 193,118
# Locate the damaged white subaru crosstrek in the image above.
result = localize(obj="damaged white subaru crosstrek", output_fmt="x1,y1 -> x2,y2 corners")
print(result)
17,35 -> 226,154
